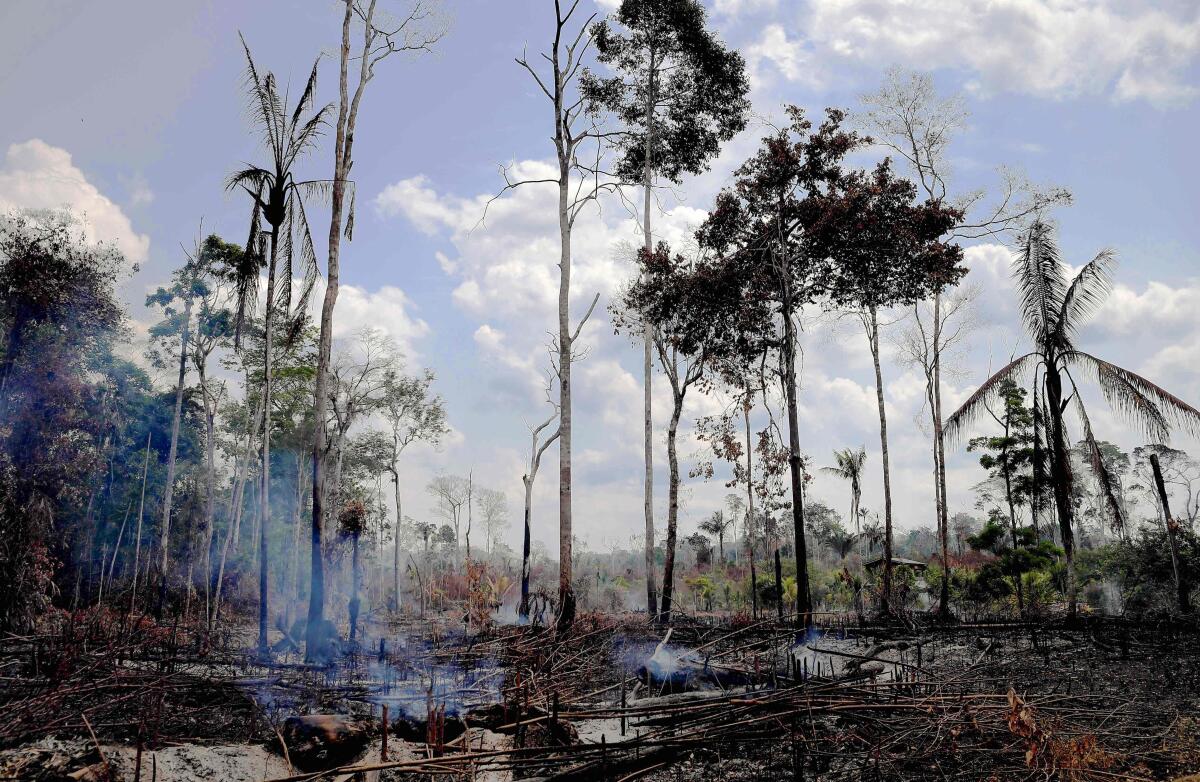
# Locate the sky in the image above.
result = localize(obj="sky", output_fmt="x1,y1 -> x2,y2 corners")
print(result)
1,0 -> 1198,556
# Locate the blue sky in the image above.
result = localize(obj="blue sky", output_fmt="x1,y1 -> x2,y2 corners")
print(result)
2,0 -> 1198,554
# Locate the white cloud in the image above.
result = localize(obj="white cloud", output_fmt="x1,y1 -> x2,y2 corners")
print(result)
1090,279 -> 1200,338
374,174 -> 472,235
744,24 -> 822,89
316,280 -> 432,362
802,0 -> 1200,106
120,172 -> 155,207
0,139 -> 150,263
715,0 -> 779,16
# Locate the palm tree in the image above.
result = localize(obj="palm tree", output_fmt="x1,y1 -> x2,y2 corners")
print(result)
698,510 -> 733,564
823,448 -> 867,534
947,220 -> 1200,616
227,34 -> 332,654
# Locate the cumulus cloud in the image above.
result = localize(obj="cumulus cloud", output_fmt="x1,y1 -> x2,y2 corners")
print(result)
311,278 -> 432,363
765,0 -> 1200,106
0,139 -> 151,263
744,24 -> 822,89
715,0 -> 779,16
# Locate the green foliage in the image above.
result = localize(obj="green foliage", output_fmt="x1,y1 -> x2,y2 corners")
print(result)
1086,528 -> 1200,615
582,0 -> 750,184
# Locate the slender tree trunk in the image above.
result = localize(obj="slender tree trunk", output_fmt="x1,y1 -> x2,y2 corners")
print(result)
744,397 -> 757,619
348,532 -> 361,641
101,501 -> 132,605
774,548 -> 784,619
783,304 -> 812,627
554,76 -> 576,633
1151,453 -> 1191,614
213,392 -> 262,626
257,234 -> 277,654
201,374 -> 217,624
307,0 -> 359,662
465,472 -> 473,559
392,466 -> 402,612
1044,364 -> 1077,617
521,475 -> 534,621
157,295 -> 192,619
867,309 -> 895,615
131,432 -> 151,614
930,294 -> 952,620
658,385 -> 683,621
1002,452 -> 1025,617
642,52 -> 658,621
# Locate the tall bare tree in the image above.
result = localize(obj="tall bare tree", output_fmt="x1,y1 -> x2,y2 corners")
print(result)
500,0 -> 616,630
307,0 -> 445,661
521,385 -> 560,622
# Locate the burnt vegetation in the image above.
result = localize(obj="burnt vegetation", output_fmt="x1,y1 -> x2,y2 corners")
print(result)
2,1 -> 1200,780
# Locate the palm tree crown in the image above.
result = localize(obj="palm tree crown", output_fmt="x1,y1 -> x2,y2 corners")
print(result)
947,219 -> 1200,613
226,33 -> 334,344
823,447 -> 867,533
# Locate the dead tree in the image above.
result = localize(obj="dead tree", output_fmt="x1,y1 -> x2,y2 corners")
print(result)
308,0 -> 445,662
1151,453 -> 1191,614
521,382 -> 561,622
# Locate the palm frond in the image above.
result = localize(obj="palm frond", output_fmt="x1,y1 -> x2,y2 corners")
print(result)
225,166 -> 272,197
945,352 -> 1041,444
238,33 -> 284,161
1072,394 -> 1125,533
292,56 -> 321,127
275,210 -> 296,317
1068,351 -> 1200,440
1014,220 -> 1068,348
1057,249 -> 1115,341
285,103 -> 334,171
285,190 -> 321,346
232,187 -> 266,349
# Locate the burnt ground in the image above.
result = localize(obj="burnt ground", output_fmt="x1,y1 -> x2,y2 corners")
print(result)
2,608 -> 1199,781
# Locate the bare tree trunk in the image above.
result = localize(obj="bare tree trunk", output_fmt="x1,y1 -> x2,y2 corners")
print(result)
200,369 -> 218,625
642,52 -> 658,621
213,392 -> 262,627
100,501 -> 132,605
465,472 -> 473,559
392,467 -> 401,612
774,548 -> 784,619
304,0 -> 355,662
1151,453 -> 1191,614
1002,449 -> 1025,617
157,295 -> 192,619
744,397 -> 757,619
658,385 -> 683,621
867,308 -> 895,615
348,532 -> 361,642
131,432 -> 151,614
554,81 -> 576,634
521,475 -> 534,621
1044,366 -> 1077,617
931,293 -> 952,620
783,303 -> 812,627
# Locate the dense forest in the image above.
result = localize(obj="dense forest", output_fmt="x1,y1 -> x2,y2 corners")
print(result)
2,1 -> 1199,780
